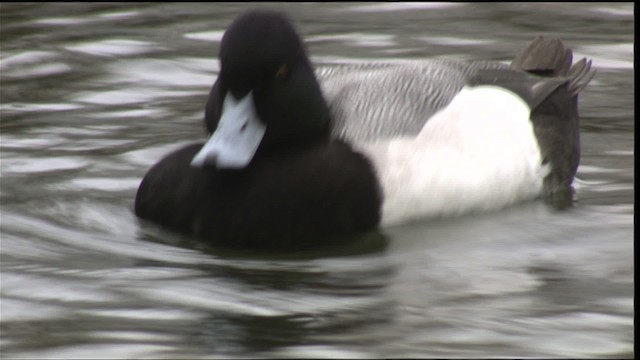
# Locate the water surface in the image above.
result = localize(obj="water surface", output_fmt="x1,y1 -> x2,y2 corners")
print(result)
0,3 -> 634,358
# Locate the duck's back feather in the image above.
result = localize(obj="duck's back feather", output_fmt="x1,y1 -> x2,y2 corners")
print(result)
318,59 -> 517,142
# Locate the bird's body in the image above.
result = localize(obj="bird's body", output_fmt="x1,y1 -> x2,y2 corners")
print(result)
134,10 -> 594,251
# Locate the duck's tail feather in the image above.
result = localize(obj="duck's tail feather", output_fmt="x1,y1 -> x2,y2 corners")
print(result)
511,36 -> 572,76
511,36 -> 596,208
511,36 -> 595,97
566,58 -> 596,96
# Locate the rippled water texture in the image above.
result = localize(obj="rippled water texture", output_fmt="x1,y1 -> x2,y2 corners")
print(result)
0,3 -> 634,358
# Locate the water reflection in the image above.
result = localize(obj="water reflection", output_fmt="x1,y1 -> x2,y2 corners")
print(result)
3,220 -> 397,357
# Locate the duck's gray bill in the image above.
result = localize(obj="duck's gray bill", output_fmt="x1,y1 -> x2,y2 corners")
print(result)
191,91 -> 267,169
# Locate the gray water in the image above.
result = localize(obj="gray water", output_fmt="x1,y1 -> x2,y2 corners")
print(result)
0,3 -> 634,358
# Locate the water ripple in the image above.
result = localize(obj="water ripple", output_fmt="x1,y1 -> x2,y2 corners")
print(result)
66,39 -> 160,57
0,3 -> 633,359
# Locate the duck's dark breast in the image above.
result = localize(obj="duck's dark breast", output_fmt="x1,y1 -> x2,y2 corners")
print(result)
135,141 -> 382,250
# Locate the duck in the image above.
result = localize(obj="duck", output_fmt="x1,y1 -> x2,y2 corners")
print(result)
135,9 -> 594,251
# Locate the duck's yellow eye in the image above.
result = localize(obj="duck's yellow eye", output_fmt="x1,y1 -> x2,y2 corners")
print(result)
275,64 -> 289,79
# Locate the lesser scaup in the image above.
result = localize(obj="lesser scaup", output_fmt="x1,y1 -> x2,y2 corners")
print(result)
135,10 -> 594,250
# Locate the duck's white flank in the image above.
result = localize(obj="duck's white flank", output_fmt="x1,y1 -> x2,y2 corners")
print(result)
360,85 -> 550,226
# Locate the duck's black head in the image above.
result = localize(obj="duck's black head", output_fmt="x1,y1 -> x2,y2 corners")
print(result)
193,10 -> 331,169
